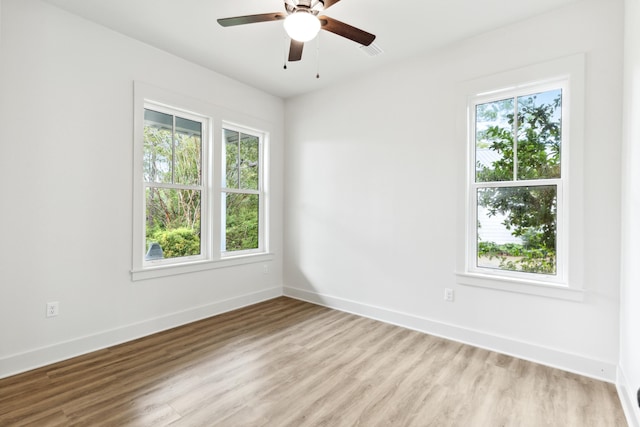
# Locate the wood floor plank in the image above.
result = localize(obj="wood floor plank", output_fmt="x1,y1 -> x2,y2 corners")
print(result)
0,297 -> 627,426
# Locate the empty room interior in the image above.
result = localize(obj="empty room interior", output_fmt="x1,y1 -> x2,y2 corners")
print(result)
1,0 -> 640,425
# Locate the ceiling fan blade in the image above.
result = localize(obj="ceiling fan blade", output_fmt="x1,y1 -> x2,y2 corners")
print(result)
217,12 -> 285,27
288,40 -> 304,62
320,0 -> 342,10
319,16 -> 376,46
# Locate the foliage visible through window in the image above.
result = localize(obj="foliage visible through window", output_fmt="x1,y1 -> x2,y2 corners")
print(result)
144,109 -> 203,260
473,88 -> 562,275
222,128 -> 261,253
133,84 -> 271,279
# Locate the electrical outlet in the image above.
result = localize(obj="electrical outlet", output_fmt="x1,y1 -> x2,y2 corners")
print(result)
444,288 -> 454,302
46,302 -> 59,318
263,264 -> 269,274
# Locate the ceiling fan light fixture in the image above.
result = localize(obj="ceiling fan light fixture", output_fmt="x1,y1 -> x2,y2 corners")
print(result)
283,11 -> 321,42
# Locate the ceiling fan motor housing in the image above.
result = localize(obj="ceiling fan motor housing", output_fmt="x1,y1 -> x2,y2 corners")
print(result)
285,0 -> 325,15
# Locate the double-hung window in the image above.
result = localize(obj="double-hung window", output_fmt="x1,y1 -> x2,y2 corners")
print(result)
143,106 -> 207,263
221,126 -> 264,255
469,82 -> 566,283
458,55 -> 585,300
132,82 -> 270,280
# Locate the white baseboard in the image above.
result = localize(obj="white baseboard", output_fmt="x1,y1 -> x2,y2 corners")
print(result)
618,366 -> 640,427
0,287 -> 282,379
283,286 -> 617,383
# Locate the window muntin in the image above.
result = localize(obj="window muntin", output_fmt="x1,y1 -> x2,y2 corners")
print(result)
221,127 -> 263,254
143,107 -> 205,263
470,85 -> 565,280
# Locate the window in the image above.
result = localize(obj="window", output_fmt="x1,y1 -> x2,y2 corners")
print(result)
132,82 -> 271,280
456,55 -> 585,300
221,126 -> 265,255
143,107 -> 206,262
470,84 -> 565,282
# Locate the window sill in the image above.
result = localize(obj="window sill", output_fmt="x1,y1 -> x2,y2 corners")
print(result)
131,252 -> 275,281
455,272 -> 584,302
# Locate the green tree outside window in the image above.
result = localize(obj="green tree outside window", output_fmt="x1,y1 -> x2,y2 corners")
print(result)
475,89 -> 562,274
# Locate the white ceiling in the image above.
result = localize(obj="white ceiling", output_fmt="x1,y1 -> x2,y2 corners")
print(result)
42,0 -> 581,99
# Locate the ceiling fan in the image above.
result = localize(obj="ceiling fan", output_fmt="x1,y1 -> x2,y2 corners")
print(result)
217,0 -> 376,62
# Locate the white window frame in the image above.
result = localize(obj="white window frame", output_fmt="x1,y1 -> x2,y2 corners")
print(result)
141,103 -> 211,267
468,81 -> 567,284
456,54 -> 585,301
132,82 -> 272,281
220,122 -> 266,257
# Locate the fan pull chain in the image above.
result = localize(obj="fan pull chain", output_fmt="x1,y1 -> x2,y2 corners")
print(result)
316,34 -> 320,79
283,34 -> 288,70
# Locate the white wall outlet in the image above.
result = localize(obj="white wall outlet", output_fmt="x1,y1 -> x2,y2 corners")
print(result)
444,288 -> 454,302
46,301 -> 59,317
263,264 -> 269,274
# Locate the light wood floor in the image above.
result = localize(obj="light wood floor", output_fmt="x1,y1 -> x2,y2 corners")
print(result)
0,297 -> 627,426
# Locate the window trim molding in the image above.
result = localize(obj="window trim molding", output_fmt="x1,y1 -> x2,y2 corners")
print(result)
456,54 -> 586,300
131,252 -> 275,281
132,81 -> 272,281
455,272 -> 584,302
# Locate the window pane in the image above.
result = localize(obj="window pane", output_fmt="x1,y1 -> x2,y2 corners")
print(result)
240,134 -> 259,190
174,117 -> 202,186
475,98 -> 514,182
224,129 -> 239,188
144,109 -> 172,183
145,187 -> 201,259
516,89 -> 562,180
477,186 -> 556,275
223,193 -> 259,252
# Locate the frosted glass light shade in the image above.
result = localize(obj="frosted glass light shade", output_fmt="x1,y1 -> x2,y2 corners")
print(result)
283,12 -> 320,42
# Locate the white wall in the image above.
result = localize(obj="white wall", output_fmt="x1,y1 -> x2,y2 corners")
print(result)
619,0 -> 640,424
284,0 -> 624,382
0,0 -> 284,377
0,1 -> 632,418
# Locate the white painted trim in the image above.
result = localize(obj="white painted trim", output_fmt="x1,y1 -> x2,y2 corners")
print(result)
283,286 -> 616,383
0,287 -> 282,379
618,366 -> 640,427
132,252 -> 275,281
456,272 -> 584,301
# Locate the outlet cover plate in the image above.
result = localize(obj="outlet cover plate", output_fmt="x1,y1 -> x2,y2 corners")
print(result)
46,302 -> 59,317
444,288 -> 454,302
